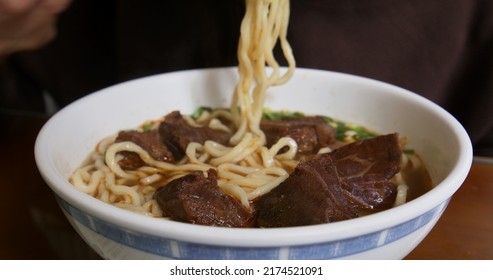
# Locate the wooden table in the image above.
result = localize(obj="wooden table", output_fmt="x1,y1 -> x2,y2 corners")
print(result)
1,111 -> 492,259
405,158 -> 493,259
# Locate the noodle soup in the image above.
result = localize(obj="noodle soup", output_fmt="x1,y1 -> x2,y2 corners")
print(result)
70,107 -> 433,227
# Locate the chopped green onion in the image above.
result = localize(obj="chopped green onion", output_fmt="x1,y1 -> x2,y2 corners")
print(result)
322,116 -> 335,124
335,121 -> 346,141
291,111 -> 305,118
262,108 -> 305,120
262,108 -> 280,120
191,107 -> 211,120
353,126 -> 377,140
142,123 -> 153,132
403,148 -> 415,155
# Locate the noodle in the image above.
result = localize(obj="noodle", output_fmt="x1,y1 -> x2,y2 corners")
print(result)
230,0 -> 294,145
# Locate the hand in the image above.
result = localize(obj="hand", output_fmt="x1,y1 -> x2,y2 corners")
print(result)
0,0 -> 71,60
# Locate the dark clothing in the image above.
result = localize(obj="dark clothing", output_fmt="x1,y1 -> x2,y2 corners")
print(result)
1,0 -> 492,156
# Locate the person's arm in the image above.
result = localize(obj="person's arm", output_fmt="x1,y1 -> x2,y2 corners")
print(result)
0,0 -> 71,62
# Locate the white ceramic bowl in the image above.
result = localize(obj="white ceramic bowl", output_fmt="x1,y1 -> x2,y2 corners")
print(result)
35,67 -> 472,259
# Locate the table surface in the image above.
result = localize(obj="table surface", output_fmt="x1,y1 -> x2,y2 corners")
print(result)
1,111 -> 492,260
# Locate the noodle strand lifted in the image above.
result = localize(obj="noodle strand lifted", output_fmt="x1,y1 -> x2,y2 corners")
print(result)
230,0 -> 295,145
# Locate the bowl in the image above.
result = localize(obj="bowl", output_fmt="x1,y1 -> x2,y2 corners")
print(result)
35,67 -> 472,259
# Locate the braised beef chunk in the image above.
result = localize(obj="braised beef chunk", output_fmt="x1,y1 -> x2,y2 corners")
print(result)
328,133 -> 402,210
254,134 -> 401,227
255,161 -> 358,227
115,129 -> 175,169
153,169 -> 254,227
159,111 -> 233,160
260,116 -> 336,156
116,152 -> 145,170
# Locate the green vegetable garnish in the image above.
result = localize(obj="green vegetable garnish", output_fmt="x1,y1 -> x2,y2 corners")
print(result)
191,107 -> 212,120
262,108 -> 305,120
353,126 -> 377,140
403,148 -> 415,155
322,116 -> 335,124
335,121 -> 346,141
142,123 -> 153,132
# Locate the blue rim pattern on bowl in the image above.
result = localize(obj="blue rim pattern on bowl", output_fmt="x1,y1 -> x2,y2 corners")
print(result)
56,195 -> 448,259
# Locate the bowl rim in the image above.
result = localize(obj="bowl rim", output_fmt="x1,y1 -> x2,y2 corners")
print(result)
34,67 -> 473,247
